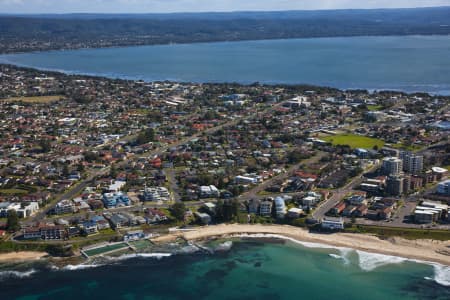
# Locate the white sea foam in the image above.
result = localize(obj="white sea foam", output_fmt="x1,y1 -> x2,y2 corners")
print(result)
356,250 -> 407,271
0,269 -> 37,280
111,253 -> 172,262
177,245 -> 201,254
431,264 -> 450,287
231,233 -> 342,250
63,264 -> 101,271
214,241 -> 233,252
329,254 -> 342,259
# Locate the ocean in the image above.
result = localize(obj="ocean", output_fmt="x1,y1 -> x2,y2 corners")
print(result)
1,35 -> 450,94
1,238 -> 449,300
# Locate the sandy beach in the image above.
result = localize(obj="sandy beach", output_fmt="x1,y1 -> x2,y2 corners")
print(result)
0,251 -> 47,263
152,224 -> 450,266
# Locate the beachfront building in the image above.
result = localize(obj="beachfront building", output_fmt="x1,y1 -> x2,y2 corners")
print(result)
287,208 -> 304,218
321,217 -> 345,230
414,201 -> 449,224
124,230 -> 146,241
274,197 -> 287,219
259,200 -> 273,216
195,212 -> 211,225
24,225 -> 67,240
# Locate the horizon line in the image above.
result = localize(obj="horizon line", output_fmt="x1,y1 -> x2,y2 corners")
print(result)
1,6 -> 449,16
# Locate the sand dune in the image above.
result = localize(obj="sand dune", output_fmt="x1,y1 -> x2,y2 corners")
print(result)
0,251 -> 47,262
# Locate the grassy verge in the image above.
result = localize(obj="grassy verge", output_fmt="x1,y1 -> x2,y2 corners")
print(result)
344,225 -> 450,241
0,188 -> 29,196
367,105 -> 383,111
1,95 -> 64,104
390,143 -> 424,152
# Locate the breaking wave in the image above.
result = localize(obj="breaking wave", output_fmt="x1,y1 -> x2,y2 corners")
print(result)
227,233 -> 450,287
356,250 -> 407,271
214,241 -> 233,252
110,253 -> 172,262
0,269 -> 37,280
432,264 -> 450,287
63,264 -> 102,271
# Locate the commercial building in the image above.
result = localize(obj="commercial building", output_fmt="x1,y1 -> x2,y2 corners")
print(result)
400,152 -> 423,174
386,175 -> 404,196
437,180 -> 450,196
382,157 -> 403,176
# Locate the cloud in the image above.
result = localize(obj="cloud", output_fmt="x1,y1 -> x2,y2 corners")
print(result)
0,0 -> 449,13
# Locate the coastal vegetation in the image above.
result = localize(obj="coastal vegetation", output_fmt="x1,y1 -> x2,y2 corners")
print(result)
1,7 -> 450,54
345,225 -> 450,241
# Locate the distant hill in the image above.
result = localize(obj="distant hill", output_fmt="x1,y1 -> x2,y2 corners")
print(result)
0,7 -> 449,53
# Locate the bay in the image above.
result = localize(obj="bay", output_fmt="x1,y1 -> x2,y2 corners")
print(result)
1,35 -> 450,94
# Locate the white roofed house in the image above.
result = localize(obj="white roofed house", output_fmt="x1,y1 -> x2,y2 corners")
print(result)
321,217 -> 345,230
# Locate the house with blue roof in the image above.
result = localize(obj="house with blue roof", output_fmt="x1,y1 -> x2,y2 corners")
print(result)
102,192 -> 130,208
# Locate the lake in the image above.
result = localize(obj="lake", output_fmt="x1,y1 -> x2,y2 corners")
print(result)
1,35 -> 450,94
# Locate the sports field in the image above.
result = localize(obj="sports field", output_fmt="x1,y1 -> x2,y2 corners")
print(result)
1,95 -> 63,104
322,134 -> 385,149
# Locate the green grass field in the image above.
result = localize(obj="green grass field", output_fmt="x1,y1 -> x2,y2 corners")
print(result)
367,105 -> 383,111
1,95 -> 63,104
322,134 -> 385,149
390,143 -> 424,152
345,225 -> 450,241
0,189 -> 29,195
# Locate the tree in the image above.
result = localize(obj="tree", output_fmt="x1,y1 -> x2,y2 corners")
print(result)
39,139 -> 51,153
136,128 -> 155,145
6,210 -> 20,232
77,163 -> 85,172
62,164 -> 70,177
171,202 -> 186,222
110,164 -> 117,179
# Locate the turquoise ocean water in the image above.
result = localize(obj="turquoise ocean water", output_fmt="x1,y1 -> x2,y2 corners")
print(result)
1,238 -> 449,300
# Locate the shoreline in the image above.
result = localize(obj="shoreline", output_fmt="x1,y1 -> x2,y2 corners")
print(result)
152,224 -> 450,266
0,251 -> 48,263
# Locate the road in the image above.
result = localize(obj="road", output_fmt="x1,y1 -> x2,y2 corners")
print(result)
26,167 -> 110,225
312,163 -> 380,220
25,101 -> 284,225
239,151 -> 326,200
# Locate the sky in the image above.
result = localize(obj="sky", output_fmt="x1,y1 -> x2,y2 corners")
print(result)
0,0 -> 450,14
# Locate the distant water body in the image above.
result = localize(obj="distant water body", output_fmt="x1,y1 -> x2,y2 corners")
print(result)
1,239 -> 450,300
1,35 -> 450,95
